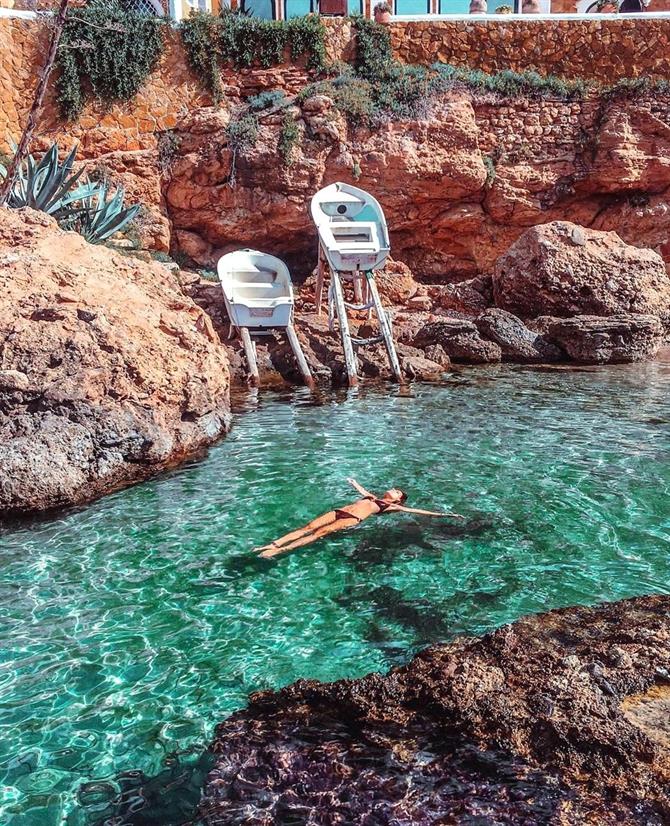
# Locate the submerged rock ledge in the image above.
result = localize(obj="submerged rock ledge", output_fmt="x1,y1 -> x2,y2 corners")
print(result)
200,595 -> 670,825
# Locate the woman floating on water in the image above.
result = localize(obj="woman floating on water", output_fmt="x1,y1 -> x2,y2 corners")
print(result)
254,478 -> 462,558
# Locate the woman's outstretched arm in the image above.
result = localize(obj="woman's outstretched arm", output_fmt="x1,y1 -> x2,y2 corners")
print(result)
386,504 -> 465,518
347,478 -> 376,499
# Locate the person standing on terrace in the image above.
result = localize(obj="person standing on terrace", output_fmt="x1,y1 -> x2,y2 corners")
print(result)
522,0 -> 541,11
469,0 -> 487,12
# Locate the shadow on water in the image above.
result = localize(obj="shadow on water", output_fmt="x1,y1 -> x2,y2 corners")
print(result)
346,514 -> 498,570
71,747 -> 212,826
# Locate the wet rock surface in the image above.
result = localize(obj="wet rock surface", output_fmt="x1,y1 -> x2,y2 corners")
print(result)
0,209 -> 230,516
200,596 -> 670,826
543,314 -> 665,364
414,319 -> 503,364
186,247 -> 668,388
493,222 -> 670,320
475,308 -> 562,363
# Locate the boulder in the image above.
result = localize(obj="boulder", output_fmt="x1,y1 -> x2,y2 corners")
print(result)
542,314 -> 664,364
428,274 -> 494,315
0,208 -> 230,516
493,221 -> 670,319
199,596 -> 670,825
414,319 -> 502,364
374,258 -> 420,305
475,308 -> 562,363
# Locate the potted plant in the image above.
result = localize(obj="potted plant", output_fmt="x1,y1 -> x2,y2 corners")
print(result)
374,2 -> 393,23
495,4 -> 513,11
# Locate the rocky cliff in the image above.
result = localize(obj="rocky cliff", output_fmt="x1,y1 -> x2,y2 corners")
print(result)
199,595 -> 670,826
0,208 -> 230,517
164,89 -> 670,282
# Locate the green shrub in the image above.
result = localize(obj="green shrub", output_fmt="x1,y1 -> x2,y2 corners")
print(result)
157,130 -> 182,176
430,63 -> 588,99
373,64 -> 430,120
604,77 -> 670,99
329,77 -> 375,124
248,90 -> 287,111
226,115 -> 259,186
278,113 -> 300,166
351,15 -> 394,81
57,0 -> 164,121
227,115 -> 259,153
180,11 -> 223,101
483,154 -> 497,188
181,12 -> 327,102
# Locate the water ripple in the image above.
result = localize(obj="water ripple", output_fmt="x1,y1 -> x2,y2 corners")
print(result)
1,362 -> 669,824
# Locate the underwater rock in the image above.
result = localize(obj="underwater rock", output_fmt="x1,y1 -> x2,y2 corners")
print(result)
0,208 -> 230,516
493,221 -> 670,319
414,319 -> 503,364
542,313 -> 665,365
200,595 -> 670,825
475,308 -> 562,363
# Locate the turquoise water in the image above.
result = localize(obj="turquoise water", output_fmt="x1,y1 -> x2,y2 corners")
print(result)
2,362 -> 670,825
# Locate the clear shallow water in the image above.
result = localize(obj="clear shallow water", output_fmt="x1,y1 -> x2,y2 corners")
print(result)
2,362 -> 670,825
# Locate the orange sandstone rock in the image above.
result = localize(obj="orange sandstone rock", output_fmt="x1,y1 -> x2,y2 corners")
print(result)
0,208 -> 230,516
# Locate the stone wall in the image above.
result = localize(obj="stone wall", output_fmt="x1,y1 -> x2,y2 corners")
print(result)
0,18 -> 355,156
4,15 -> 670,156
388,17 -> 670,80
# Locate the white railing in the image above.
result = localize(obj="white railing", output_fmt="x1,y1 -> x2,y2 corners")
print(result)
2,5 -> 670,20
393,10 -> 670,18
0,8 -> 37,18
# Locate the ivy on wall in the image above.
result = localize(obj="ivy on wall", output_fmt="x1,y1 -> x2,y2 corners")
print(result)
352,15 -> 394,80
56,0 -> 164,121
180,11 -> 327,103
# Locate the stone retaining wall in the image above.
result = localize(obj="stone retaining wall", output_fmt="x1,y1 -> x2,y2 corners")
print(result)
389,17 -> 670,79
2,15 -> 670,156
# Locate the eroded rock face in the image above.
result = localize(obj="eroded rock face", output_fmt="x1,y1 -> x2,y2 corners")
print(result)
493,221 -> 670,319
414,319 -> 503,364
475,308 -> 562,363
0,209 -> 230,516
163,91 -> 670,282
200,595 -> 670,825
542,314 -> 664,364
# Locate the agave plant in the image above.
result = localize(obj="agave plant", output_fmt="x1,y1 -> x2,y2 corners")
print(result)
1,141 -> 141,244
69,184 -> 141,244
0,143 -> 99,218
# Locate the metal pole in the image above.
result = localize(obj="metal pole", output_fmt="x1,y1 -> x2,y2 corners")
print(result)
315,245 -> 325,316
285,324 -> 315,389
365,271 -> 404,384
331,272 -> 359,387
239,327 -> 259,386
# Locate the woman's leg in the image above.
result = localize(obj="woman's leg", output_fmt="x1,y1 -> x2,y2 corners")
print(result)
258,516 -> 360,558
253,510 -> 339,553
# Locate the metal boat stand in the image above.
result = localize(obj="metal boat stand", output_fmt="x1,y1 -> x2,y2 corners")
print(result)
316,257 -> 404,388
237,325 -> 314,389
